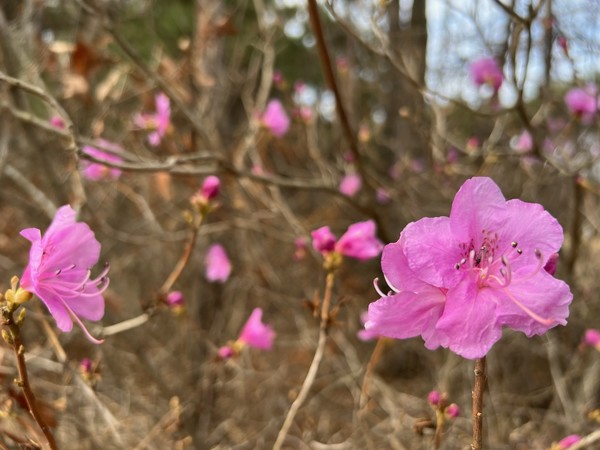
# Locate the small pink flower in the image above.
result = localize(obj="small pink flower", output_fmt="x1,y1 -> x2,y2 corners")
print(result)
427,390 -> 441,406
466,137 -> 480,153
238,308 -> 275,350
469,57 -> 503,91
134,92 -> 171,146
513,130 -> 533,153
312,221 -> 383,261
166,291 -> 184,307
445,403 -> 460,418
556,434 -> 581,449
81,140 -> 123,181
50,116 -> 65,129
20,205 -> 108,344
565,86 -> 597,123
339,173 -> 362,197
365,177 -> 572,359
205,244 -> 231,283
260,99 -> 290,137
583,329 -> 600,349
335,220 -> 383,261
311,226 -> 337,254
294,237 -> 307,261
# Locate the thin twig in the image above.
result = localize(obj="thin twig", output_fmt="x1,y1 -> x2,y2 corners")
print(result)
273,271 -> 335,450
471,357 -> 487,450
359,337 -> 386,410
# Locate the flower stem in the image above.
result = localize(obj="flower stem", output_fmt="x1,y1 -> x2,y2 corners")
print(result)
5,312 -> 59,450
272,271 -> 335,450
359,337 -> 386,410
471,356 -> 487,450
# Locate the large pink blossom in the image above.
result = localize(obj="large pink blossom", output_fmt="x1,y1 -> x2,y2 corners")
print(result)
81,140 -> 123,181
20,205 -> 108,344
469,57 -> 503,91
205,243 -> 231,283
134,92 -> 171,146
260,99 -> 290,137
365,177 -> 572,359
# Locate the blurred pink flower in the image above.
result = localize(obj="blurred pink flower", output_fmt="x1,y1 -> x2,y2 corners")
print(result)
556,435 -> 581,449
273,70 -> 285,89
217,346 -> 234,359
134,92 -> 171,146
166,291 -> 184,307
513,130 -> 533,153
469,57 -> 503,91
205,243 -> 231,283
260,99 -> 290,137
295,106 -> 314,124
20,205 -> 108,344
81,140 -> 123,181
238,308 -> 275,350
339,173 -> 362,197
565,86 -> 597,123
357,311 -> 380,341
365,177 -> 572,359
311,220 -> 383,261
583,329 -> 600,349
80,358 -> 93,375
294,237 -> 307,260
466,137 -> 480,153
376,188 -> 391,204
50,116 -> 65,129
427,390 -> 441,406
445,403 -> 460,418
192,175 -> 220,209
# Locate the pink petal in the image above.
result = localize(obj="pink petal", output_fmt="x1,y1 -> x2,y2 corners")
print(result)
335,220 -> 383,260
261,99 -> 290,137
35,285 -> 74,332
205,244 -> 232,283
382,232 -> 436,293
365,290 -> 445,348
339,174 -> 362,197
239,308 -> 275,349
403,217 -> 464,288
449,177 -> 507,244
311,226 -> 336,254
435,280 -> 502,359
494,270 -> 571,336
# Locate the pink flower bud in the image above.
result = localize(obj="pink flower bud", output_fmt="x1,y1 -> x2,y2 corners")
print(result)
427,390 -> 441,406
557,434 -> 581,449
205,244 -> 232,283
200,176 -> 220,201
469,58 -> 503,91
261,99 -> 290,137
218,345 -> 234,359
339,173 -> 362,198
584,329 -> 600,348
565,86 -> 597,124
166,291 -> 184,307
80,358 -> 93,375
445,403 -> 460,418
50,116 -> 66,129
311,226 -> 337,254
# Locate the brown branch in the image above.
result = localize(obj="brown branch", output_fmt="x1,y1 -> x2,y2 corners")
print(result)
471,357 -> 487,450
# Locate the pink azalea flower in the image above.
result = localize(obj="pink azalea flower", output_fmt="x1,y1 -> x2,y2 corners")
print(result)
238,308 -> 275,349
134,92 -> 171,146
205,243 -> 231,283
81,140 -> 123,181
339,173 -> 362,197
365,177 -> 572,359
556,435 -> 581,449
311,220 -> 383,261
261,99 -> 290,137
469,57 -> 503,91
20,205 -> 108,344
565,86 -> 597,123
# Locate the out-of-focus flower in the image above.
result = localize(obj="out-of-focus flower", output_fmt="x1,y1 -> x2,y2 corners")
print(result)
583,329 -> 600,350
273,70 -> 286,90
295,106 -> 314,124
218,308 -> 275,359
50,116 -> 65,129
339,173 -> 362,197
134,92 -> 171,146
260,99 -> 290,137
553,434 -> 581,449
427,390 -> 441,406
445,403 -> 460,418
20,205 -> 108,344
565,86 -> 597,124
469,57 -> 503,91
205,243 -> 231,283
358,125 -> 371,143
191,175 -> 220,213
365,177 -> 572,359
466,137 -> 480,153
336,56 -> 349,74
311,220 -> 383,262
294,237 -> 307,261
513,130 -> 533,153
376,188 -> 391,204
81,140 -> 123,181
166,291 -> 184,307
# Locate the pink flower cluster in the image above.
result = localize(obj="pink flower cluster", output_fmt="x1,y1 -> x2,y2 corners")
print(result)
311,220 -> 383,261
364,177 -> 572,359
20,205 -> 108,344
134,92 -> 171,146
